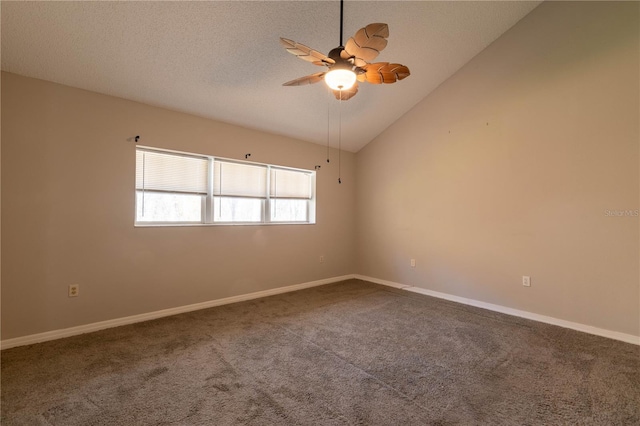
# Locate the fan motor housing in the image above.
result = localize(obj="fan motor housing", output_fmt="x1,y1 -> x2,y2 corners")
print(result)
328,47 -> 350,67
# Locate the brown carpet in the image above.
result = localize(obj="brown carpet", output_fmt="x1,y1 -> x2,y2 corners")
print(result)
1,279 -> 639,425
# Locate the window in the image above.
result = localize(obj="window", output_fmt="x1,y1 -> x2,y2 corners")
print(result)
213,160 -> 267,223
270,168 -> 312,222
136,150 -> 208,223
135,147 -> 315,225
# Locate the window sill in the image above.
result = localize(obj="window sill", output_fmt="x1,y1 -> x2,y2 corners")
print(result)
134,222 -> 316,228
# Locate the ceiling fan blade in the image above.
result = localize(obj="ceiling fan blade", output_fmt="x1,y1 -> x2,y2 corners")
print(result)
332,82 -> 359,101
283,72 -> 326,86
344,23 -> 389,63
280,38 -> 335,66
362,63 -> 410,84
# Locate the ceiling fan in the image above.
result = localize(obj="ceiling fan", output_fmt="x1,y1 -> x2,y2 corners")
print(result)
280,0 -> 410,101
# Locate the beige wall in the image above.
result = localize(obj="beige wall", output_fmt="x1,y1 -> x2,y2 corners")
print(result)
2,1 -> 639,342
356,1 -> 639,336
1,72 -> 356,339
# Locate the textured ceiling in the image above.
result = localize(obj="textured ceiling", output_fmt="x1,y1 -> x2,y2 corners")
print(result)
1,1 -> 541,152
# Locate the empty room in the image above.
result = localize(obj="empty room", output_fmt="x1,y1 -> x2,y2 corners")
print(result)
1,1 -> 638,424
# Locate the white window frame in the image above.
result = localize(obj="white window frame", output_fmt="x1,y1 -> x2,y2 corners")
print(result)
135,146 -> 316,226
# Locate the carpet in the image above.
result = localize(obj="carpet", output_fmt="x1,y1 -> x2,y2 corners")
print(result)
2,279 -> 639,425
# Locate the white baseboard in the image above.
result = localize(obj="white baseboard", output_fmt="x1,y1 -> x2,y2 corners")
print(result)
0,275 -> 354,350
356,275 -> 640,346
4,274 -> 638,349
352,274 -> 411,289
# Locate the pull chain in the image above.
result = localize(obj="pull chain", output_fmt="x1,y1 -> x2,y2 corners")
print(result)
338,88 -> 342,184
326,87 -> 331,163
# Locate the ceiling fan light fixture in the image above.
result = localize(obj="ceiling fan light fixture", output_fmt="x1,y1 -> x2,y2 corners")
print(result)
324,68 -> 356,91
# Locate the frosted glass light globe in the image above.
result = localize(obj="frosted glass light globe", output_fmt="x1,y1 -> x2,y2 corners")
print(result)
324,69 -> 356,91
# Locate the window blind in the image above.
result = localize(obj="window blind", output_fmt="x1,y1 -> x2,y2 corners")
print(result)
270,168 -> 312,199
136,149 -> 208,194
213,160 -> 267,198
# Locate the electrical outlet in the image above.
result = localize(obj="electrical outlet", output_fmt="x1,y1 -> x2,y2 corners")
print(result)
68,284 -> 79,297
522,276 -> 531,287
410,259 -> 416,268
319,255 -> 325,263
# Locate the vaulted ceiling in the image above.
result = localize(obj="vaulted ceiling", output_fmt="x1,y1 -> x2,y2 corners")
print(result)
1,1 -> 541,152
